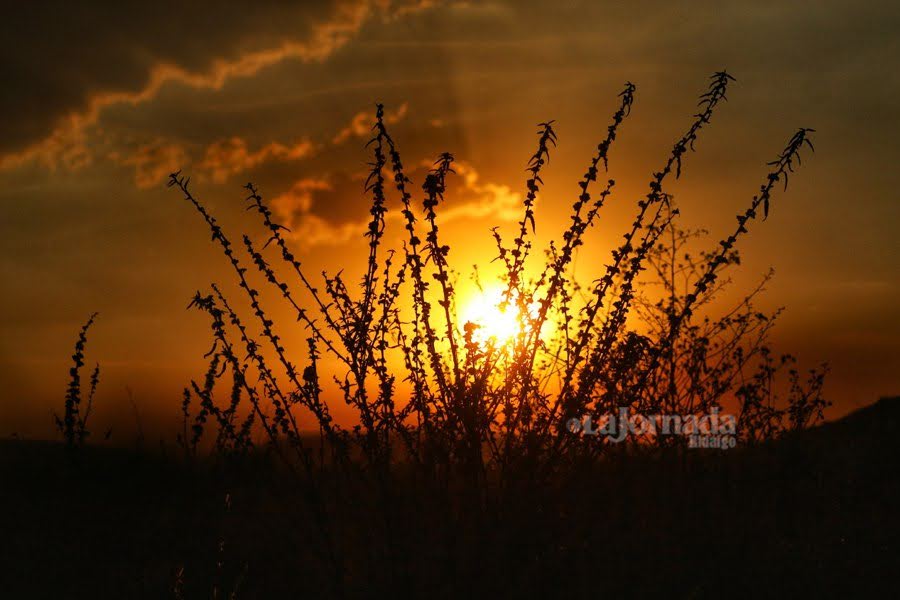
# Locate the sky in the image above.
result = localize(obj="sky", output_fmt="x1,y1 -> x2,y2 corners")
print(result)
1,0 -> 898,438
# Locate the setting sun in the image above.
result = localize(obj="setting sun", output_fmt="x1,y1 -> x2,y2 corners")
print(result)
459,285 -> 528,346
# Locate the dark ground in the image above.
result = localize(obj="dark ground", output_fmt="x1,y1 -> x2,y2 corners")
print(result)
1,397 -> 898,598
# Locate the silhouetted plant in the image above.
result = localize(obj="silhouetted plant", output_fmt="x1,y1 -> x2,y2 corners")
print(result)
167,70 -> 827,495
55,312 -> 100,449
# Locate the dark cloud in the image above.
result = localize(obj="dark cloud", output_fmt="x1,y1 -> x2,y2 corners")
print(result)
0,0 -> 433,166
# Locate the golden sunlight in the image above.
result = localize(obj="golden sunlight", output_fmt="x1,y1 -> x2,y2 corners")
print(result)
459,284 -> 526,346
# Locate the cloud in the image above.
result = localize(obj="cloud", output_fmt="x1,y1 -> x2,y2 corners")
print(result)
270,160 -> 521,247
436,161 -> 521,222
332,102 -> 409,145
112,137 -> 315,189
271,178 -> 362,246
0,1 -> 437,171
113,141 -> 188,190
198,138 -> 316,184
112,97 -> 407,189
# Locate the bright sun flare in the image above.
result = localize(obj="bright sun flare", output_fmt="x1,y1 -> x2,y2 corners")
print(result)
459,285 -> 525,346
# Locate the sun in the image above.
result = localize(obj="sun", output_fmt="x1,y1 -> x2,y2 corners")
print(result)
459,284 -> 525,346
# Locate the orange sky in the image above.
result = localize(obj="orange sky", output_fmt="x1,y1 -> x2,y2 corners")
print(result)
1,0 -> 898,439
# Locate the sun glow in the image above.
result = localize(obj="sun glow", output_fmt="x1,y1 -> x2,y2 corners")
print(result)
459,284 -> 528,346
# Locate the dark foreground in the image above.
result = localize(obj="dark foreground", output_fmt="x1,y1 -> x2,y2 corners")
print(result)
2,398 -> 899,599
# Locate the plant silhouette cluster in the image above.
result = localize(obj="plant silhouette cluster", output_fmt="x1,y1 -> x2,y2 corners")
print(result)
165,72 -> 829,487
